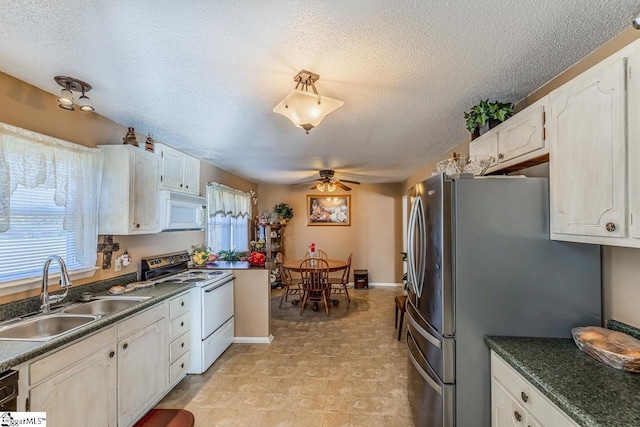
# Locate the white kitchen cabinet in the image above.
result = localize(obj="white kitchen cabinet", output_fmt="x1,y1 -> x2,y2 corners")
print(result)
491,352 -> 579,427
469,97 -> 547,174
168,292 -> 191,386
156,143 -> 200,195
98,145 -> 159,235
28,328 -> 117,427
117,304 -> 167,427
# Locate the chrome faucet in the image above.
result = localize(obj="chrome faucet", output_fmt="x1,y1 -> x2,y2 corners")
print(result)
40,255 -> 72,314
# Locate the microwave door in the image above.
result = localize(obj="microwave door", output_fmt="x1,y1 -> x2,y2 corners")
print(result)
167,200 -> 205,230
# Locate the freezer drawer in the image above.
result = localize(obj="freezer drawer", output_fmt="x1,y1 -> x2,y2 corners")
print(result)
407,299 -> 455,383
407,329 -> 455,427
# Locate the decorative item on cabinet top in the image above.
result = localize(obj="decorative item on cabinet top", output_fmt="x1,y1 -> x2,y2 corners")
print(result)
464,100 -> 513,139
122,127 -> 139,147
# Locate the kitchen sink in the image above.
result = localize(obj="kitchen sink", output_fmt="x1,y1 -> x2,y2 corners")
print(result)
61,296 -> 152,316
0,314 -> 98,341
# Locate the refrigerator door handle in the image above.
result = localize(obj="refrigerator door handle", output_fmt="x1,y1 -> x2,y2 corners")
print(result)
407,309 -> 442,349
407,333 -> 443,395
407,195 -> 420,295
414,196 -> 426,297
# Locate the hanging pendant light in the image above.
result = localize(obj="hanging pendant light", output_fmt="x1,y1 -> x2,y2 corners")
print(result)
54,76 -> 95,112
273,70 -> 343,134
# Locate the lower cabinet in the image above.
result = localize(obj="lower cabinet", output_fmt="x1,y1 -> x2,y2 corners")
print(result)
491,352 -> 579,427
28,328 -> 117,427
24,302 -> 170,427
168,291 -> 191,387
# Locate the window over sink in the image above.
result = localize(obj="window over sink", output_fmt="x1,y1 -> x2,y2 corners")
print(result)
206,182 -> 251,252
0,122 -> 100,293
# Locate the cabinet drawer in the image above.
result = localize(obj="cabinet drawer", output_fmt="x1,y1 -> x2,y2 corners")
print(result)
30,327 -> 116,385
169,350 -> 190,385
170,331 -> 191,364
118,303 -> 165,339
169,293 -> 190,319
491,352 -> 579,427
170,312 -> 190,341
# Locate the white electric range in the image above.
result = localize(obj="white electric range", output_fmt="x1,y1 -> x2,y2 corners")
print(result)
141,252 -> 235,374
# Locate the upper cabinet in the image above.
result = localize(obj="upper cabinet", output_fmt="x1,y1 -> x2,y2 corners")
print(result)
469,97 -> 548,174
548,39 -> 640,247
98,145 -> 159,235
155,143 -> 200,195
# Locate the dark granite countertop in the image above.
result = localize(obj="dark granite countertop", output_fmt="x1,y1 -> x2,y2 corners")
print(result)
485,332 -> 640,427
191,261 -> 268,270
0,282 -> 194,372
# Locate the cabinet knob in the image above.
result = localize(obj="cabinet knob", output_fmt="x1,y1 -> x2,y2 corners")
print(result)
181,301 -> 184,307
186,185 -> 189,189
606,222 -> 616,232
521,391 -> 528,402
135,223 -> 141,229
123,343 -> 128,350
109,351 -> 115,358
181,321 -> 184,327
180,184 -> 183,187
498,153 -> 504,160
181,342 -> 185,348
514,410 -> 522,422
181,363 -> 185,368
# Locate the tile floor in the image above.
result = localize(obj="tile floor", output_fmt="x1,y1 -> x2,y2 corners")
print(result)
157,286 -> 415,427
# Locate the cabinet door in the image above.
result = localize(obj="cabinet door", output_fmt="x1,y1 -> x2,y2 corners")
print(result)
469,131 -> 499,168
160,145 -> 185,191
492,379 -> 528,427
183,155 -> 200,194
118,319 -> 167,426
130,149 -> 159,233
628,50 -> 640,240
498,98 -> 546,163
549,57 -> 626,239
30,345 -> 117,427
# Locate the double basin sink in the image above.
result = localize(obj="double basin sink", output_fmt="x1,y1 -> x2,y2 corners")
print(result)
0,296 -> 152,341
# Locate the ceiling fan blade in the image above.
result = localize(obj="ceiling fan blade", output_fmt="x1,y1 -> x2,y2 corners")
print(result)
335,181 -> 351,191
340,179 -> 360,185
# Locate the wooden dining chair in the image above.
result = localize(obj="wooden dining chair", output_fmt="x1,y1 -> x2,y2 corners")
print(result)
299,258 -> 331,316
330,252 -> 352,308
278,257 -> 302,308
304,249 -> 328,260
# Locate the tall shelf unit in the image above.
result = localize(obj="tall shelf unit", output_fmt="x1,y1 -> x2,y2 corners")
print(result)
253,223 -> 286,261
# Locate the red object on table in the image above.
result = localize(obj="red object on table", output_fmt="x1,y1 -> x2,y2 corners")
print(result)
247,251 -> 266,266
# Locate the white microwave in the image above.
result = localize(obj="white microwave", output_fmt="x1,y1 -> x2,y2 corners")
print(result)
158,190 -> 206,232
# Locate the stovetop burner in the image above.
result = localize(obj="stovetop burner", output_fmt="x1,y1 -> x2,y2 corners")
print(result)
141,251 -> 233,286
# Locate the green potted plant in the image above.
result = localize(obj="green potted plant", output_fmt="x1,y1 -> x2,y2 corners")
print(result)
464,100 -> 513,139
217,248 -> 248,262
273,203 -> 294,223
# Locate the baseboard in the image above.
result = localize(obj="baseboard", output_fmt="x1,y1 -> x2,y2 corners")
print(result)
233,335 -> 274,344
352,282 -> 402,288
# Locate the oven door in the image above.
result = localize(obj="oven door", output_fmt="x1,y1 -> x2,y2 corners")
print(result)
202,277 -> 234,338
407,329 -> 454,427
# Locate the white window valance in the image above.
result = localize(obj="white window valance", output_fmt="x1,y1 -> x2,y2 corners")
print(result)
206,182 -> 251,219
0,122 -> 101,262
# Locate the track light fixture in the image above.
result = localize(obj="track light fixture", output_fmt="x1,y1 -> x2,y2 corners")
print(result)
54,76 -> 94,112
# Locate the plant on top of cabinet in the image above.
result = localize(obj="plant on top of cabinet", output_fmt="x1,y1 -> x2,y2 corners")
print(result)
274,202 -> 294,223
464,100 -> 514,139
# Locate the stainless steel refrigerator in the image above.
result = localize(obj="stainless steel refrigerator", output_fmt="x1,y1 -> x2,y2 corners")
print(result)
405,174 -> 601,427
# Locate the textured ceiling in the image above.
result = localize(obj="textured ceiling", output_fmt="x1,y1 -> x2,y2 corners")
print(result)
0,0 -> 637,184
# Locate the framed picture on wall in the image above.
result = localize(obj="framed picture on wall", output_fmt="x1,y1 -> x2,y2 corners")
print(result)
307,195 -> 351,226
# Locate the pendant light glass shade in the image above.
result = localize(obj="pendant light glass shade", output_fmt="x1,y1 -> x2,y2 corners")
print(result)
58,88 -> 74,105
79,95 -> 94,112
316,182 -> 326,192
273,90 -> 343,134
326,182 -> 336,192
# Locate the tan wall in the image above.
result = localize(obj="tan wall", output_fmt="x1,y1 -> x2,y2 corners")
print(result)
233,269 -> 271,340
0,72 -> 258,303
258,183 -> 403,284
402,28 -> 640,328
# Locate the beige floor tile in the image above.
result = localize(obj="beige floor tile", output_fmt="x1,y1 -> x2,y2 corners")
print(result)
157,287 -> 415,427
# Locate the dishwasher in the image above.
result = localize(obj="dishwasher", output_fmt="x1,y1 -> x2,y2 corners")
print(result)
0,370 -> 18,411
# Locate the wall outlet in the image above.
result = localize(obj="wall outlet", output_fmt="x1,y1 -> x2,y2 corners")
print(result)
115,256 -> 123,272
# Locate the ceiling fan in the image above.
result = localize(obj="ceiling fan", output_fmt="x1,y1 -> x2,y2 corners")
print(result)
306,169 -> 361,191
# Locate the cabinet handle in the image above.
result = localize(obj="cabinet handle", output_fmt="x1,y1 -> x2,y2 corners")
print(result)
180,184 -> 183,187
135,223 -> 140,229
109,351 -> 115,358
123,343 -> 128,350
181,342 -> 185,348
181,321 -> 184,327
498,153 -> 504,160
181,363 -> 185,368
181,301 -> 184,307
606,222 -> 616,232
514,411 -> 522,422
186,185 -> 189,189
521,391 -> 528,402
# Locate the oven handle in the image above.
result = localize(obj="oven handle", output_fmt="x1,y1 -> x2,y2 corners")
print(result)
204,277 -> 234,293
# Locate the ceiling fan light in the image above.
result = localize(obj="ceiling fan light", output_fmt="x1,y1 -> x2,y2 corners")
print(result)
327,182 -> 336,192
317,182 -> 326,192
273,89 -> 343,134
58,88 -> 74,105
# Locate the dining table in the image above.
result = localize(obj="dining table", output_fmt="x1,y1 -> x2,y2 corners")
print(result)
281,258 -> 348,308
